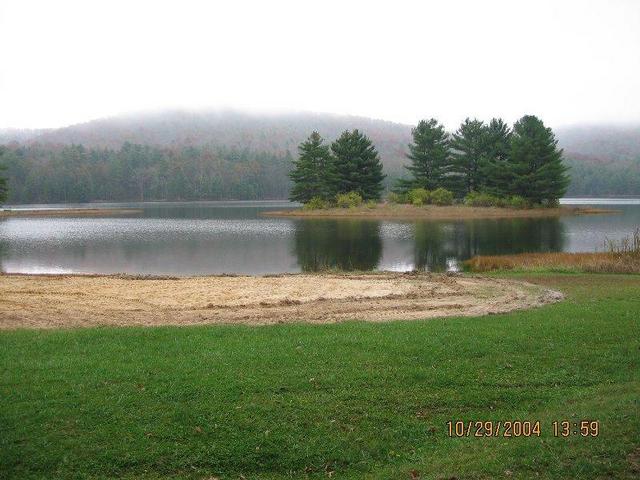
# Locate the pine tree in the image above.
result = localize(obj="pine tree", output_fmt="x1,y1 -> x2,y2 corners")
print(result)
449,118 -> 490,196
395,118 -> 451,192
289,132 -> 335,203
331,129 -> 386,200
480,118 -> 514,196
0,147 -> 8,204
509,115 -> 570,204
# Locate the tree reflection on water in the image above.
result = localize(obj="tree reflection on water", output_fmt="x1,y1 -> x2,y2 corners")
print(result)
412,217 -> 566,271
293,219 -> 382,271
294,216 -> 565,272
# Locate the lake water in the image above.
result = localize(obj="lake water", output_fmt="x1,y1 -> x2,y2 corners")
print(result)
1,199 -> 639,275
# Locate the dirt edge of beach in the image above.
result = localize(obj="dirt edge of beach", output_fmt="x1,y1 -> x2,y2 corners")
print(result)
0,272 -> 563,329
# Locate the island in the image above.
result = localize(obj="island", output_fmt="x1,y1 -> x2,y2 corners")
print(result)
263,203 -> 615,220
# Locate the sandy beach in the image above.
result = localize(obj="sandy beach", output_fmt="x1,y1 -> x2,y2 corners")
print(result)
0,272 -> 562,329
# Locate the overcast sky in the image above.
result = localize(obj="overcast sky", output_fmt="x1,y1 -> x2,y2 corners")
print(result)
1,0 -> 639,129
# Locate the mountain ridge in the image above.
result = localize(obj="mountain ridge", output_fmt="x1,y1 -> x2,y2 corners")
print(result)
3,109 -> 639,160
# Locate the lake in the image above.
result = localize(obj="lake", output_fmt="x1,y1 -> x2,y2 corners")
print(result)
1,199 -> 639,275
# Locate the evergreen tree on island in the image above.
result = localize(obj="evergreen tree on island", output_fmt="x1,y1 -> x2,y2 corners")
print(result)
289,132 -> 336,203
396,118 -> 451,192
480,118 -> 514,197
449,118 -> 489,196
509,115 -> 569,204
0,147 -> 8,204
331,129 -> 385,200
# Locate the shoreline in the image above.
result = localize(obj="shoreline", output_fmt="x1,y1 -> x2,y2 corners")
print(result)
262,204 -> 617,220
0,208 -> 144,218
0,271 -> 561,329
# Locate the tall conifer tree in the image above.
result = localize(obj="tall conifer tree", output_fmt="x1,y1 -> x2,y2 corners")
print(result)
289,132 -> 335,203
449,118 -> 488,196
480,118 -> 514,196
396,118 -> 451,192
331,129 -> 385,200
0,147 -> 8,204
509,115 -> 569,203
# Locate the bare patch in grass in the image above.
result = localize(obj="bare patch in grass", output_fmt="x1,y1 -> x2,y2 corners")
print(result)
0,272 -> 561,329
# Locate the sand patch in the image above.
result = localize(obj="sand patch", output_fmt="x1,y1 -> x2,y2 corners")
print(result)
0,272 -> 563,329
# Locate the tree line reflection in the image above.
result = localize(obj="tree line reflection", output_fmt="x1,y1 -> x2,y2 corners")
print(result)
293,218 -> 565,272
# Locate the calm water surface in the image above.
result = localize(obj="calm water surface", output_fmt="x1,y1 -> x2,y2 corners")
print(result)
1,199 -> 638,275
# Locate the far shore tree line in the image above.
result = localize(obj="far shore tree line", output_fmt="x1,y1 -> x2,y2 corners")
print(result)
289,115 -> 569,208
0,144 -> 291,204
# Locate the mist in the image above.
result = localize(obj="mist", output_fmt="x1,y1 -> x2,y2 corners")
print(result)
1,0 -> 639,130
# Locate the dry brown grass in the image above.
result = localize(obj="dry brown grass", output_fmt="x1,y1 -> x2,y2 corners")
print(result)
605,227 -> 640,256
466,230 -> 640,274
465,252 -> 640,274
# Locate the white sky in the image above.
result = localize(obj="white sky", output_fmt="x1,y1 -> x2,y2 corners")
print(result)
1,0 -> 639,129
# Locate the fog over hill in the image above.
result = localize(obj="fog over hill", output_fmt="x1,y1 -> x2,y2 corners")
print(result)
1,110 -> 413,172
5,110 -> 640,162
1,110 -> 639,199
555,124 -> 640,161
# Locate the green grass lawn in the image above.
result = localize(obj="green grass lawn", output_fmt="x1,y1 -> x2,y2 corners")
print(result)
1,274 -> 639,479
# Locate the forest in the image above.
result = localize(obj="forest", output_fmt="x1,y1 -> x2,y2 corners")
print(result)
0,111 -> 638,203
565,153 -> 640,195
0,143 -> 291,203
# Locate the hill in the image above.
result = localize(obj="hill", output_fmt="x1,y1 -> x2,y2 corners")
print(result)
556,124 -> 640,161
0,128 -> 45,144
1,111 -> 639,202
557,124 -> 640,196
6,110 -> 413,173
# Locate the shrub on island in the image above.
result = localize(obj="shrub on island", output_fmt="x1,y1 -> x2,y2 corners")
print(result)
430,188 -> 454,206
508,195 -> 529,209
303,197 -> 329,210
335,191 -> 363,208
464,191 -> 501,207
388,187 -> 454,207
463,192 -> 533,209
407,188 -> 430,206
387,192 -> 407,204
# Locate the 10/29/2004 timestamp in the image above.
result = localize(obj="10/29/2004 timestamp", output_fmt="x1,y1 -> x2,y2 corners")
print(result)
446,420 -> 600,438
